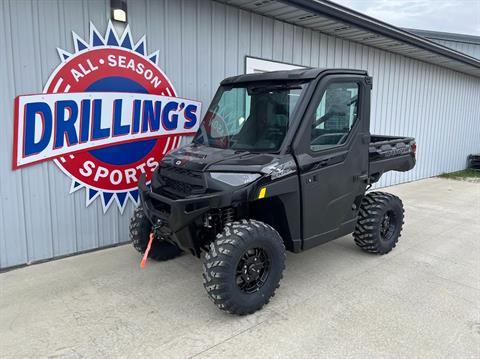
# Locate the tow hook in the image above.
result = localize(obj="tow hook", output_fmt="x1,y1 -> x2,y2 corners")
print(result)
140,224 -> 160,269
140,219 -> 165,269
140,232 -> 155,269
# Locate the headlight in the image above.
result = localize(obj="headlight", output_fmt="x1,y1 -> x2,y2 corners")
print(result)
210,172 -> 261,186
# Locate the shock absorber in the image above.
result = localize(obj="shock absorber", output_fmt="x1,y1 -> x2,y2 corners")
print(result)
221,207 -> 235,225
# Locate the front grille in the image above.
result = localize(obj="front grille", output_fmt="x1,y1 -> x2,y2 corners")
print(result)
163,177 -> 204,196
160,163 -> 203,179
158,164 -> 205,198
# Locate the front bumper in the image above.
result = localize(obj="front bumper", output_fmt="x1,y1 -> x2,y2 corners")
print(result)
138,174 -> 225,254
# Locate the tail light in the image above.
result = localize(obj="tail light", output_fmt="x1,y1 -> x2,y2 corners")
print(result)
411,143 -> 417,157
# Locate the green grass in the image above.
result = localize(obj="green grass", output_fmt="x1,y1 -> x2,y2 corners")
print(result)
439,169 -> 480,179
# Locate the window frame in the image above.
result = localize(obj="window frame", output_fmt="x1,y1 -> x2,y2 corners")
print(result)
292,75 -> 364,158
309,81 -> 361,153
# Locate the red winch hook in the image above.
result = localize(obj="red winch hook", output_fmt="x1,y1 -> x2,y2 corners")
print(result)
140,232 -> 155,269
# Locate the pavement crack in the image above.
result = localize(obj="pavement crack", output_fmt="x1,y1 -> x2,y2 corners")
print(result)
187,318 -> 270,358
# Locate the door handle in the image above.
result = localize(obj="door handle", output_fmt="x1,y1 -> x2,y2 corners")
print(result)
308,159 -> 329,171
355,173 -> 369,182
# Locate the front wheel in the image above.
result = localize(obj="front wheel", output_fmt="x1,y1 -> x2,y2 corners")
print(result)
202,220 -> 286,315
353,191 -> 404,254
129,205 -> 182,261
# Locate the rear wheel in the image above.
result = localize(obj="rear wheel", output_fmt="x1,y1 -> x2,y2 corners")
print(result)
129,205 -> 182,261
353,191 -> 404,254
202,220 -> 285,315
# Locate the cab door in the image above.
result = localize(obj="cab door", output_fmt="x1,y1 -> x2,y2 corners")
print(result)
293,75 -> 371,249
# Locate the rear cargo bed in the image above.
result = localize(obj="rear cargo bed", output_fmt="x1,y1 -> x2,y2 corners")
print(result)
368,135 -> 416,182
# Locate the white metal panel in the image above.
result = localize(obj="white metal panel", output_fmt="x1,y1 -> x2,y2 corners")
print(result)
0,0 -> 479,268
245,57 -> 305,73
0,0 -> 29,268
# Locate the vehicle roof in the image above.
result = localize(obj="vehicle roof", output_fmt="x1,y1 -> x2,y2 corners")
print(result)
221,68 -> 368,85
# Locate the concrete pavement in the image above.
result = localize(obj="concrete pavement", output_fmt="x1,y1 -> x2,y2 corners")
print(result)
1,177 -> 479,358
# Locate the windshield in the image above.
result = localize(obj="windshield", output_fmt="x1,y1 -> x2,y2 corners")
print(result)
193,82 -> 307,151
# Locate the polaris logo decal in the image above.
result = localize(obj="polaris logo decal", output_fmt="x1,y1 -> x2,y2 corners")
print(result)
12,22 -> 201,213
381,145 -> 411,158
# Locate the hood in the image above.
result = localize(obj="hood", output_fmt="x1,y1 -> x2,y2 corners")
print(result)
162,143 -> 296,177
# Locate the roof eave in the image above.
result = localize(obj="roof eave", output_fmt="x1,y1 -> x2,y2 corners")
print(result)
281,0 -> 480,69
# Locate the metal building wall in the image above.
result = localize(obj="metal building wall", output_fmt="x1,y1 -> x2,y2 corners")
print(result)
1,0 -> 479,268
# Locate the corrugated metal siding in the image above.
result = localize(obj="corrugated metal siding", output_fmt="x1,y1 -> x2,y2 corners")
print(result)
429,38 -> 480,60
0,0 -> 479,268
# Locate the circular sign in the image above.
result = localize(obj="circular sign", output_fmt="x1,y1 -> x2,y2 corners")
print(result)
36,22 -> 197,211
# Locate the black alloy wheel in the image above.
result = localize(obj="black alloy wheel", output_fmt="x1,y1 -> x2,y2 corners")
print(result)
353,192 -> 404,254
236,247 -> 270,293
202,219 -> 286,315
380,210 -> 397,242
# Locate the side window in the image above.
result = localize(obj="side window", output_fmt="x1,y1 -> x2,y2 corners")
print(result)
310,82 -> 359,152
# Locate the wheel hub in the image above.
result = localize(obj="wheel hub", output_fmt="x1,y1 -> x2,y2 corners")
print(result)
241,257 -> 262,281
236,248 -> 270,293
380,210 -> 395,241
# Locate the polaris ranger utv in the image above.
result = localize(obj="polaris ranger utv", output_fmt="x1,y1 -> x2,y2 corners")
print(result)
130,68 -> 416,315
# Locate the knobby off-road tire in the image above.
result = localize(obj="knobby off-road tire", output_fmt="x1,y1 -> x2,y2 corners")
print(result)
353,191 -> 404,254
129,205 -> 182,261
202,220 -> 286,315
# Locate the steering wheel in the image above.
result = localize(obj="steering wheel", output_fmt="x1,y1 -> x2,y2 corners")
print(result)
202,111 -> 230,148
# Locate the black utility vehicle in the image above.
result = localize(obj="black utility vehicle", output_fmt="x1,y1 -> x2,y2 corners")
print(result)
131,68 -> 416,315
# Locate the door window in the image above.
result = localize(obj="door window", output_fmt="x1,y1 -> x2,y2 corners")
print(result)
310,82 -> 359,151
